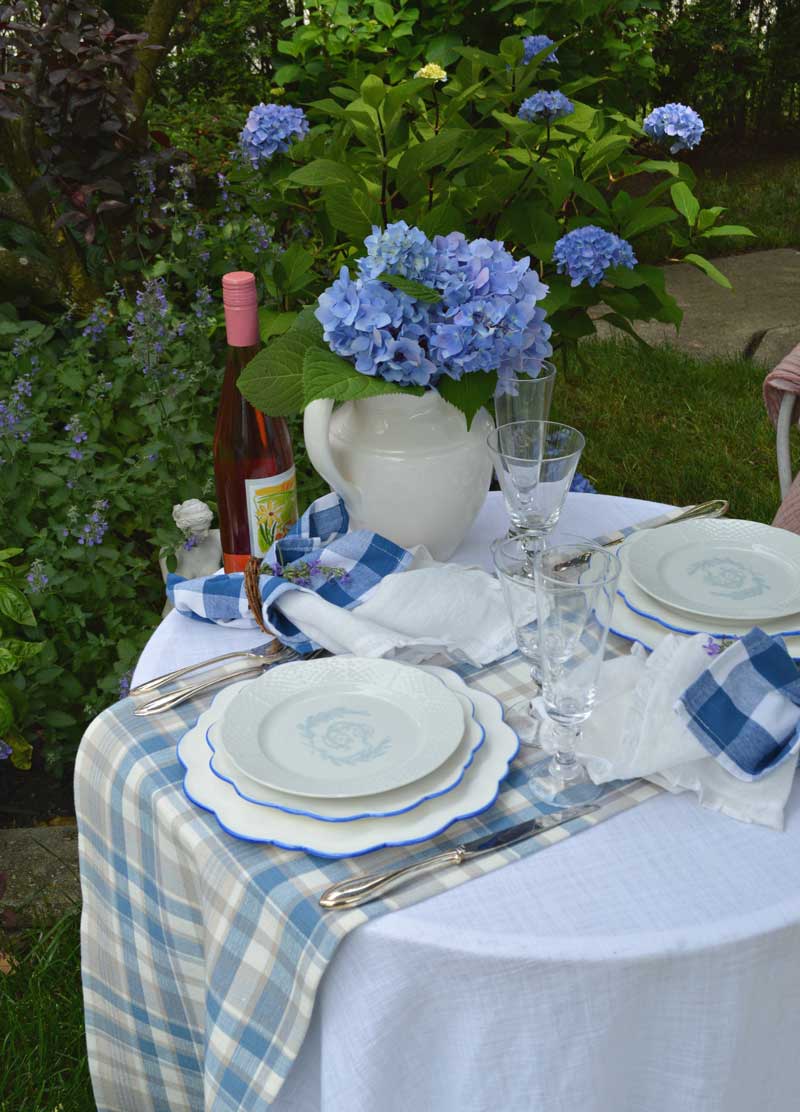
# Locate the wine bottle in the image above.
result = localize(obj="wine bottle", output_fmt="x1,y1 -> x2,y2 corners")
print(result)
214,271 -> 297,573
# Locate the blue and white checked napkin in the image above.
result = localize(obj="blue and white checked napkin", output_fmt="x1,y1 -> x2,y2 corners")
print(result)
168,493 -> 515,664
580,630 -> 800,829
678,628 -> 800,781
168,493 -> 413,653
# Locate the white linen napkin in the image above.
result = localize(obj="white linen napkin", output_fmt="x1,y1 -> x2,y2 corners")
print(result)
276,551 -> 516,666
575,635 -> 799,830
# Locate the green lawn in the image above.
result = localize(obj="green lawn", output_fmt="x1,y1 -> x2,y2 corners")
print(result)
553,339 -> 780,525
694,156 -> 800,255
0,910 -> 95,1111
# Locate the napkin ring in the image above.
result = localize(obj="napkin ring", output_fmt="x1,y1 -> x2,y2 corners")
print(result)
244,556 -> 270,634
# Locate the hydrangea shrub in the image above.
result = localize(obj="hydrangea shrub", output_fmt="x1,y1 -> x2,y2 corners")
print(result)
238,31 -> 752,421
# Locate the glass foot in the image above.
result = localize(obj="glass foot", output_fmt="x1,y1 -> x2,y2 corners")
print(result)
505,698 -> 545,748
527,754 -> 604,806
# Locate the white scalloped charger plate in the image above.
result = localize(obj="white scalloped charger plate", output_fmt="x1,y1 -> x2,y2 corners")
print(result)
206,690 -> 484,822
177,665 -> 519,858
216,657 -> 465,798
625,518 -> 800,622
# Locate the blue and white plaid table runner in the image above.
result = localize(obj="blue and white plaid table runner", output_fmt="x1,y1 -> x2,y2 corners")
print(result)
76,642 -> 659,1111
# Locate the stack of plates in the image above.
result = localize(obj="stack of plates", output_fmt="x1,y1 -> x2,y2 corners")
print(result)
612,518 -> 800,657
177,656 -> 519,857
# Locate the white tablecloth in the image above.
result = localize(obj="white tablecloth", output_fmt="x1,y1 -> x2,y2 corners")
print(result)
133,493 -> 800,1112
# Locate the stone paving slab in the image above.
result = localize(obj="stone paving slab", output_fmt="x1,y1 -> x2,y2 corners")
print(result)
595,248 -> 800,365
0,824 -> 80,921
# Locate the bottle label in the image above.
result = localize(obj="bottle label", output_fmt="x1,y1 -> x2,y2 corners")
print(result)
244,466 -> 298,558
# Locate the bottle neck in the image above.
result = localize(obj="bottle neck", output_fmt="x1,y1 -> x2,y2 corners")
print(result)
224,304 -> 260,348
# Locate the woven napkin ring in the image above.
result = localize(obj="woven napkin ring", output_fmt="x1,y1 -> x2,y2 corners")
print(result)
244,556 -> 271,635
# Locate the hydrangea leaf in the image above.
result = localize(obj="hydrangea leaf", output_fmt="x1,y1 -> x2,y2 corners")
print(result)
237,328 -> 312,415
273,244 -> 316,295
324,187 -> 380,241
418,203 -> 463,238
621,206 -> 678,239
380,274 -> 442,303
303,348 -> 424,406
583,133 -> 630,175
396,131 -> 466,194
701,225 -> 756,238
287,159 -> 362,189
259,309 -> 298,342
670,182 -> 700,226
597,312 -> 652,349
682,254 -> 732,290
360,74 -> 386,108
436,373 -> 497,429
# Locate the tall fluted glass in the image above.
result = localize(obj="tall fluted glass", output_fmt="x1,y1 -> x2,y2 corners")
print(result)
528,542 -> 621,805
494,363 -> 557,427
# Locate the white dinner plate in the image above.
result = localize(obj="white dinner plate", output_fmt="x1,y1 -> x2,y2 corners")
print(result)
625,518 -> 800,622
177,665 -> 519,858
216,657 -> 465,799
206,690 -> 485,822
611,546 -> 800,660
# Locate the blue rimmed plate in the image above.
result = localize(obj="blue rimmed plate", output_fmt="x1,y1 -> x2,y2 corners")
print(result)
611,539 -> 800,659
215,657 -> 465,799
205,689 -> 485,823
176,665 -> 519,859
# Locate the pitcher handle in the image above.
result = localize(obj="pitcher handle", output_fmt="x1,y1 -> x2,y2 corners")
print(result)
303,399 -> 362,514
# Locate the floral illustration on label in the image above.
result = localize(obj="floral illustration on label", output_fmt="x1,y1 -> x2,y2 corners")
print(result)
686,557 -> 769,601
245,467 -> 298,555
297,707 -> 391,766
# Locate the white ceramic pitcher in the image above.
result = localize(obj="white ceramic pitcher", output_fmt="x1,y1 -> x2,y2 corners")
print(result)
303,392 -> 494,560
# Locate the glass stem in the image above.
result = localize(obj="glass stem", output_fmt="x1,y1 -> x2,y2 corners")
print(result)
550,724 -> 581,783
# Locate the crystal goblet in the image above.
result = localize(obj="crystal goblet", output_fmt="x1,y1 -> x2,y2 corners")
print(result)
487,421 -> 585,551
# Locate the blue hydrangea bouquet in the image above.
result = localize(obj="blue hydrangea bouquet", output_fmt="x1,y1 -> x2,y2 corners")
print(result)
239,221 -> 558,426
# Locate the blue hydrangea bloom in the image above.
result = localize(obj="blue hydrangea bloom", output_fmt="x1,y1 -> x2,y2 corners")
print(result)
316,266 -> 438,388
518,90 -> 573,123
315,229 -> 553,394
570,472 -> 597,494
643,103 -> 704,154
553,226 -> 637,288
359,221 -> 437,283
523,34 -> 558,64
240,103 -> 309,166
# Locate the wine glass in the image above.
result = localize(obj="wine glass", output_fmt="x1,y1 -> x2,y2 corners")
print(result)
494,363 -> 557,427
527,542 -> 621,806
487,421 -> 584,551
491,535 -> 547,746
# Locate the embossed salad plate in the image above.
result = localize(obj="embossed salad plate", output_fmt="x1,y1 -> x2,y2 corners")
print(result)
177,666 -> 519,858
214,657 -> 465,798
624,518 -> 800,622
206,689 -> 484,822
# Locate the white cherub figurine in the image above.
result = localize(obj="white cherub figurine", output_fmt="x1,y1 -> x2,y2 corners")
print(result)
159,498 -> 223,612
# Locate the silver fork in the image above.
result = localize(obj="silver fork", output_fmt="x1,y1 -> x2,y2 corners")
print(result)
130,641 -> 286,697
133,647 -> 328,716
134,647 -> 300,716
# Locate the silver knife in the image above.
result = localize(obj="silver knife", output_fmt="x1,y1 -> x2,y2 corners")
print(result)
319,803 -> 598,909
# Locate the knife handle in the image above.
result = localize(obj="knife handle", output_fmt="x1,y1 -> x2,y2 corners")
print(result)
319,848 -> 464,909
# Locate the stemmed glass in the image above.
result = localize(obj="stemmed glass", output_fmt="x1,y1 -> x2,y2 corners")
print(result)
527,542 -> 621,805
491,535 -> 546,746
494,363 -> 557,427
487,421 -> 585,552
